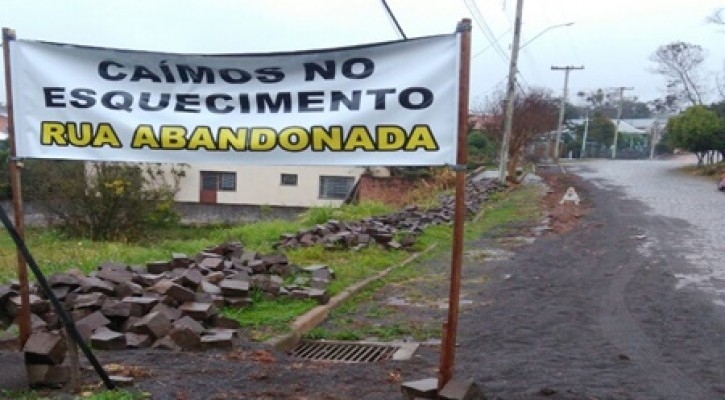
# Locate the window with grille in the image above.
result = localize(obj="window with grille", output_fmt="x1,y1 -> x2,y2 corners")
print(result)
201,171 -> 237,191
280,173 -> 298,186
319,176 -> 354,199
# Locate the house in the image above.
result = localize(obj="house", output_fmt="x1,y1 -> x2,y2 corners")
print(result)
163,163 -> 391,224
172,164 -> 367,207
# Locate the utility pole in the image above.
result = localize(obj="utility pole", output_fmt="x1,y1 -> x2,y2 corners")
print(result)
580,106 -> 590,158
551,65 -> 583,161
610,86 -> 634,159
649,120 -> 660,160
498,0 -> 524,185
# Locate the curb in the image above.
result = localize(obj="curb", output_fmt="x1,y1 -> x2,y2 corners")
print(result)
266,244 -> 437,352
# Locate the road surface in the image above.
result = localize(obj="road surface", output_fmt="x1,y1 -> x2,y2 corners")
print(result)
568,156 -> 725,307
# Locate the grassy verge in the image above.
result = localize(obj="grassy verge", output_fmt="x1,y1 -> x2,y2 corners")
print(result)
0,185 -> 540,342
679,161 -> 725,181
304,184 -> 542,342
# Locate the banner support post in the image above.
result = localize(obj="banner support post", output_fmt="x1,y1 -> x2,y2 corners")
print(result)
3,27 -> 31,346
438,18 -> 472,389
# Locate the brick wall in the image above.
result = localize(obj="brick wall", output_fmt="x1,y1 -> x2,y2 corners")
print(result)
356,174 -> 418,206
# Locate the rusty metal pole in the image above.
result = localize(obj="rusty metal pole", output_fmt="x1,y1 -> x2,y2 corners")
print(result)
2,27 -> 30,346
438,18 -> 471,389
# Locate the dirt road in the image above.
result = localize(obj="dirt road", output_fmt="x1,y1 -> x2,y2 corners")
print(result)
451,162 -> 725,399
75,161 -> 725,399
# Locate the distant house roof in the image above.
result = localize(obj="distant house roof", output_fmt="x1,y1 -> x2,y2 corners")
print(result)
469,114 -> 500,130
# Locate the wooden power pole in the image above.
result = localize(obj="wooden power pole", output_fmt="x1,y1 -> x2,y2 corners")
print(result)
498,0 -> 524,184
551,65 -> 583,161
611,86 -> 634,159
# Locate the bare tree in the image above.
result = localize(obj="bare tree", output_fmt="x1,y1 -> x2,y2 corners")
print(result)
482,88 -> 559,181
649,41 -> 707,106
707,8 -> 725,98
707,8 -> 724,26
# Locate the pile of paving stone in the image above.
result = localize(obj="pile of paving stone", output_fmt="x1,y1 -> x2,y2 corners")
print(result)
0,242 -> 335,386
275,177 -> 501,250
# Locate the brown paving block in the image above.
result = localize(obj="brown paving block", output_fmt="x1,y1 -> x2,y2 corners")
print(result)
132,311 -> 171,339
90,327 -> 126,350
121,296 -> 159,315
125,332 -> 152,348
200,330 -> 234,349
400,378 -> 438,400
26,364 -> 70,387
179,302 -> 218,321
23,331 -> 66,365
72,292 -> 106,309
219,279 -> 249,297
76,311 -> 111,341
173,316 -> 205,335
168,327 -> 201,350
146,260 -> 172,274
438,378 -> 485,400
78,276 -> 115,295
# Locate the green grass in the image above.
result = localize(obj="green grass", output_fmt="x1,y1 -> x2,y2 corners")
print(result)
303,184 -> 542,342
679,161 -> 725,181
222,291 -> 318,340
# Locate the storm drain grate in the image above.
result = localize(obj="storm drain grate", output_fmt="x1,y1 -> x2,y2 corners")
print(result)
289,340 -> 418,363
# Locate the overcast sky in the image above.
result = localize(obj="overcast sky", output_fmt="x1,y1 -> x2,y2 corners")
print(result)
2,0 -> 724,109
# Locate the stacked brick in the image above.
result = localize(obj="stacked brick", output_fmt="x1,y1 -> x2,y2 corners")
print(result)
276,177 -> 501,250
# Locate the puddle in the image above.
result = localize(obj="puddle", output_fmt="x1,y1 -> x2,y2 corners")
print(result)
464,248 -> 514,262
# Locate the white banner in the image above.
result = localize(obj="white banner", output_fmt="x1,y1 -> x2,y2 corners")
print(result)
9,35 -> 460,166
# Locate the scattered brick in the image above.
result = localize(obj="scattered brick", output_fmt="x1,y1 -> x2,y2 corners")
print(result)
132,311 -> 171,339
24,331 -> 66,365
90,327 -> 126,350
179,302 -> 217,321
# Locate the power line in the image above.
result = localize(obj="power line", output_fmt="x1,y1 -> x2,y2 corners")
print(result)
380,0 -> 407,40
462,0 -> 510,64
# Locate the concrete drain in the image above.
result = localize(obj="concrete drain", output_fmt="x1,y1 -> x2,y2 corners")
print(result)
289,340 -> 418,363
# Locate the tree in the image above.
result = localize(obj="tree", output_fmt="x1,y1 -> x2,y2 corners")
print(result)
573,112 -> 617,155
708,8 -> 724,25
649,42 -> 707,107
482,88 -> 559,181
708,9 -> 725,98
666,105 -> 723,166
574,89 -> 652,119
20,160 -> 186,241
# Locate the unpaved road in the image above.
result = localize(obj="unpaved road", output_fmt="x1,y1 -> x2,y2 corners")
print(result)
452,158 -> 725,399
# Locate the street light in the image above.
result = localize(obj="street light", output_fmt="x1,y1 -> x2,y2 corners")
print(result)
498,19 -> 575,184
520,22 -> 574,50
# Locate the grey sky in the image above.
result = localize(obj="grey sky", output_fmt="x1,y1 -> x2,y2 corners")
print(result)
2,0 -> 724,108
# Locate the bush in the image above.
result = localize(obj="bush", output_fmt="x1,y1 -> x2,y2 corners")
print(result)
21,160 -> 186,241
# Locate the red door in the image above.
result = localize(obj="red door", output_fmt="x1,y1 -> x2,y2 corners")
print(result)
200,172 -> 217,204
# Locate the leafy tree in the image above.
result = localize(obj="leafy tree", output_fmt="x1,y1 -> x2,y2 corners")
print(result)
649,41 -> 707,107
20,160 -> 186,241
482,87 -> 559,181
666,105 -> 723,166
574,89 -> 652,119
579,112 -> 616,145
466,130 -> 493,166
